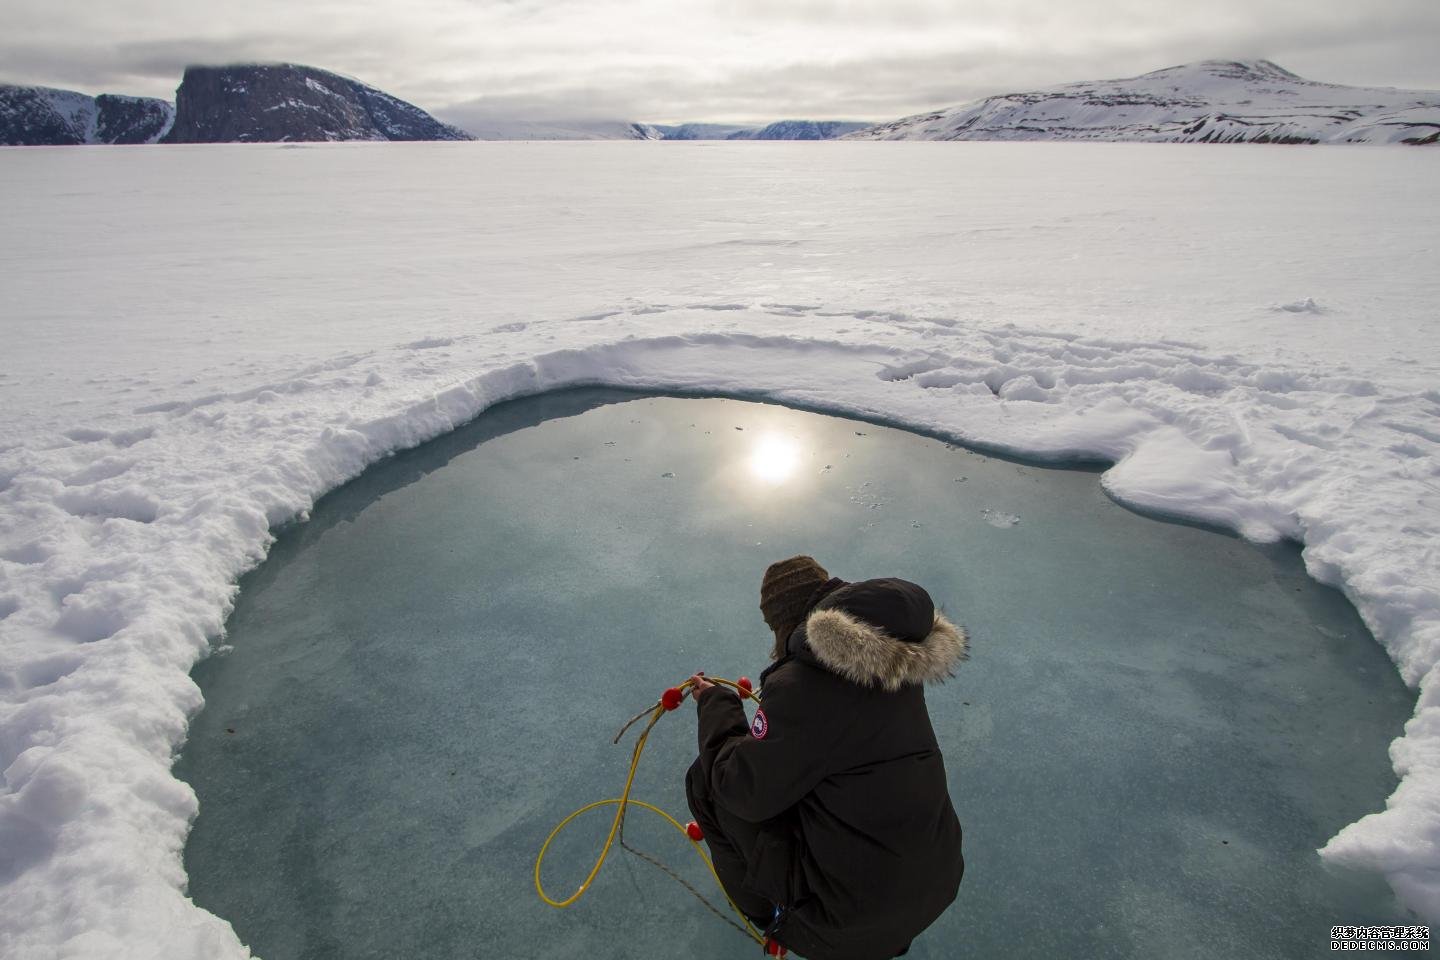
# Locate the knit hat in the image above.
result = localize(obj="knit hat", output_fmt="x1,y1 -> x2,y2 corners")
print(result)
760,555 -> 831,646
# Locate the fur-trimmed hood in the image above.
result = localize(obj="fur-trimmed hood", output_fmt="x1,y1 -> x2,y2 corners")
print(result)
785,577 -> 969,692
804,607 -> 968,692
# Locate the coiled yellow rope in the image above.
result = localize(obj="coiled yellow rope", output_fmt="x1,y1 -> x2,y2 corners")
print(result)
533,676 -> 766,946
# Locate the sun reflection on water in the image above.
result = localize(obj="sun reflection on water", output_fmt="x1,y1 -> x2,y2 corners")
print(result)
748,433 -> 801,484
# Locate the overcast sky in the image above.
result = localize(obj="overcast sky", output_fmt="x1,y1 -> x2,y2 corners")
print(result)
3,0 -> 1438,125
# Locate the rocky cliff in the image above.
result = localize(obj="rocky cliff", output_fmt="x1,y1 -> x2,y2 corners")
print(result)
161,64 -> 472,143
0,86 -> 173,145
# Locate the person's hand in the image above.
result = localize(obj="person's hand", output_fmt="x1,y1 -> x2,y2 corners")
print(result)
689,672 -> 715,701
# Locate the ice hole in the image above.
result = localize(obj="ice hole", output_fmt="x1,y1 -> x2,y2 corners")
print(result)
176,388 -> 1415,959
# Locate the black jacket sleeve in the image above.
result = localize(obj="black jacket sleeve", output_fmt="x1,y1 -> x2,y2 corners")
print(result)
695,668 -> 848,823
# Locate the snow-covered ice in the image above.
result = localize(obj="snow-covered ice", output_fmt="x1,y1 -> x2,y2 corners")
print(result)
1,140 -> 1438,958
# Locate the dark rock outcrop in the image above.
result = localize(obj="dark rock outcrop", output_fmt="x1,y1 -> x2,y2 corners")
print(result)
0,86 -> 89,145
95,95 -> 174,144
0,86 -> 173,145
162,63 -> 472,143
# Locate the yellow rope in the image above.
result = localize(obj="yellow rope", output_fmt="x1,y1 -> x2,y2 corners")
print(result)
533,676 -> 766,946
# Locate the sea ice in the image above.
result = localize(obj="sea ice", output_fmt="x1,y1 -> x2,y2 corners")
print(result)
981,508 -> 1021,527
0,141 -> 1437,958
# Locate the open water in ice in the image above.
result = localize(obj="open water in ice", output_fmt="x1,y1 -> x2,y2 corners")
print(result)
176,389 -> 1416,960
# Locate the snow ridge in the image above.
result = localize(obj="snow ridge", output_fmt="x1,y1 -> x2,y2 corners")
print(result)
2,303 -> 1440,957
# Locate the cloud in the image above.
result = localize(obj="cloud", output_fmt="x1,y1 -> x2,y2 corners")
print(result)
1,0 -> 1437,123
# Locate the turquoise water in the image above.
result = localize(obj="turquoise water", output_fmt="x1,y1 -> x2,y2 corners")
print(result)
175,389 -> 1416,959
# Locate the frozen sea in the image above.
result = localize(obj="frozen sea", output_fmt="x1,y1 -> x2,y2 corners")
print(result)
0,141 -> 1438,959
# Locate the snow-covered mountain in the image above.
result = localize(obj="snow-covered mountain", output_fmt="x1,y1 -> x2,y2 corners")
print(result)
848,60 -> 1440,145
724,119 -> 869,140
651,120 -> 868,140
162,64 -> 472,143
653,122 -> 751,140
0,85 -> 174,145
443,117 -> 661,140
446,118 -> 864,141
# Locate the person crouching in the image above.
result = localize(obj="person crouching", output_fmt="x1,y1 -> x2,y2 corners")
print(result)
685,555 -> 967,960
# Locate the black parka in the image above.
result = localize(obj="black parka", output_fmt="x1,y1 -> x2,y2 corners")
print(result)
694,578 -> 967,960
